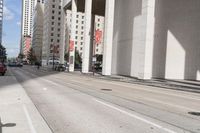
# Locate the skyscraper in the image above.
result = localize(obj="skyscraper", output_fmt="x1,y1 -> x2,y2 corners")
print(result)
65,10 -> 105,57
0,0 -> 3,44
32,1 -> 44,62
20,0 -> 36,56
42,0 -> 63,66
21,0 -> 35,37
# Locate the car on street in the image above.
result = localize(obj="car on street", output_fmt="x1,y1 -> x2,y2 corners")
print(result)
55,64 -> 67,71
8,62 -> 23,67
0,62 -> 7,76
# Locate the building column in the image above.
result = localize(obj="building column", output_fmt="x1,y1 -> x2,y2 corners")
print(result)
102,0 -> 115,75
69,0 -> 77,72
143,0 -> 156,79
82,0 -> 92,73
60,6 -> 65,64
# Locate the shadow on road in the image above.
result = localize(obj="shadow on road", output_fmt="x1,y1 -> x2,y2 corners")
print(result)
0,65 -> 62,88
0,117 -> 16,133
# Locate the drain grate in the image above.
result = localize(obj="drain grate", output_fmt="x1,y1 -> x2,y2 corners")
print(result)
101,89 -> 112,91
188,112 -> 200,116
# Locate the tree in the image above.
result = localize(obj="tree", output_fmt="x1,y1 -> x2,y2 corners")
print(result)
18,53 -> 25,60
65,50 -> 82,68
0,44 -> 7,62
96,54 -> 103,63
64,52 -> 69,62
27,48 -> 37,65
75,49 -> 82,68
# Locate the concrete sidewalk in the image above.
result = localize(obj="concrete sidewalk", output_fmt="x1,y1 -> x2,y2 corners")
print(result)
0,69 -> 52,133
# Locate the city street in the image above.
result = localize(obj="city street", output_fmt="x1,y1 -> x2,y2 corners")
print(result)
1,66 -> 200,133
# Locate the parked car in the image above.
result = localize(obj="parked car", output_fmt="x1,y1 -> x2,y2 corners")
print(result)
55,64 -> 67,71
0,62 -> 7,76
16,62 -> 23,67
8,62 -> 23,67
94,62 -> 102,71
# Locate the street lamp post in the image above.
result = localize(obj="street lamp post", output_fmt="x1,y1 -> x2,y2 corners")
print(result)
52,45 -> 55,70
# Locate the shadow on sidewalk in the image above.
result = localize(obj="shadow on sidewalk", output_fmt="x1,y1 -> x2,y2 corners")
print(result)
0,117 -> 16,133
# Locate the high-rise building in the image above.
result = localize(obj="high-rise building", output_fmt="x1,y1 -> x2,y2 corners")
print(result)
0,0 -> 3,44
42,0 -> 63,66
32,2 -> 44,62
21,0 -> 35,37
65,10 -> 104,57
20,0 -> 45,57
20,0 -> 36,56
65,10 -> 85,57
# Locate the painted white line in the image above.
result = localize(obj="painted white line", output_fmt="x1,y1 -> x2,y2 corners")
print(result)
41,78 -> 63,87
48,77 -> 200,111
23,105 -> 37,133
94,99 -> 177,133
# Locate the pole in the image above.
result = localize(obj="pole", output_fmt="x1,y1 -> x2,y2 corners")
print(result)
53,45 -> 55,70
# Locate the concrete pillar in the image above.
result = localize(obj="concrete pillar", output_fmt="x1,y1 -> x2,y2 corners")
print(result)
143,0 -> 156,79
69,0 -> 77,72
82,0 -> 92,73
60,7 -> 65,64
102,0 -> 115,75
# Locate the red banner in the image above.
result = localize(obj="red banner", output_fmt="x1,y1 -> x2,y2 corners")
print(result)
95,29 -> 102,45
69,40 -> 74,52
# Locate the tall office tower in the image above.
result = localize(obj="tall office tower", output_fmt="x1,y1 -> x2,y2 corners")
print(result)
65,10 -> 85,57
20,0 -> 36,56
65,10 -> 104,57
42,0 -> 63,66
32,2 -> 44,62
0,0 -> 3,44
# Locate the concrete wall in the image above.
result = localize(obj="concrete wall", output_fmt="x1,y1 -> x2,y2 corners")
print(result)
112,0 -> 143,76
152,0 -> 200,80
112,0 -> 155,79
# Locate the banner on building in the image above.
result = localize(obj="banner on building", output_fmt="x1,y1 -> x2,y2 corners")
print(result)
95,29 -> 102,45
69,40 -> 74,52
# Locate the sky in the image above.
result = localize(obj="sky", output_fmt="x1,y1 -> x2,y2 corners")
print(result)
3,0 -> 21,58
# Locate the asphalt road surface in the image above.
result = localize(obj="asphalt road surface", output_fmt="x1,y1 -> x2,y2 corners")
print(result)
9,66 -> 200,133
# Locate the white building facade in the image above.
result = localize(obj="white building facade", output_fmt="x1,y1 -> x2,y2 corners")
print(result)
63,0 -> 200,81
65,10 -> 85,57
20,0 -> 36,55
64,8 -> 105,72
42,0 -> 64,66
65,10 -> 104,57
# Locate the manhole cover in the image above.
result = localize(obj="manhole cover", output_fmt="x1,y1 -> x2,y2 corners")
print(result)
188,112 -> 200,116
101,89 -> 112,91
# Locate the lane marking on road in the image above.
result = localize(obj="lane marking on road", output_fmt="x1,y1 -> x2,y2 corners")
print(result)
64,79 -> 200,111
23,105 -> 37,133
94,99 -> 177,133
16,69 -> 200,112
40,76 -> 200,112
41,78 -> 64,88
19,67 -> 200,101
55,74 -> 200,101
